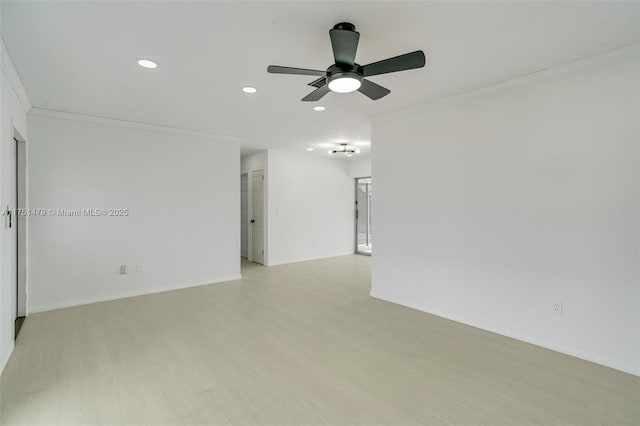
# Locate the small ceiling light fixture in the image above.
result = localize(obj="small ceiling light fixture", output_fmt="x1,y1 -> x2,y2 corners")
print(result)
328,143 -> 358,156
313,106 -> 326,111
242,86 -> 257,93
307,147 -> 314,151
137,59 -> 158,69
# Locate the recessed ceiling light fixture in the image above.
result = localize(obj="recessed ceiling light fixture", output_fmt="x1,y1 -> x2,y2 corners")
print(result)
242,86 -> 257,93
307,147 -> 314,151
137,59 -> 158,69
313,106 -> 326,111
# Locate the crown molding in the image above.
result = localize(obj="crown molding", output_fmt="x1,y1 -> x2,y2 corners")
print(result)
28,107 -> 240,143
373,43 -> 640,123
1,38 -> 32,112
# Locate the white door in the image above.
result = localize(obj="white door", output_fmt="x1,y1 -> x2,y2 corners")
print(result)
240,173 -> 248,258
251,170 -> 264,264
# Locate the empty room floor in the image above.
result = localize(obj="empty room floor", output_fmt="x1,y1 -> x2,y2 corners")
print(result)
1,255 -> 638,425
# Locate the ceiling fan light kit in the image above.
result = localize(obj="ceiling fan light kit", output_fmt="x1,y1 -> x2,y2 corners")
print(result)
327,71 -> 362,93
267,22 -> 426,101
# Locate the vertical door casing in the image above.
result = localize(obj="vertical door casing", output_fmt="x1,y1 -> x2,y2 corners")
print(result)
16,140 -> 26,316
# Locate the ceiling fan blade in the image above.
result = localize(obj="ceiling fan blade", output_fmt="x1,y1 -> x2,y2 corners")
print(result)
358,79 -> 391,100
302,84 -> 330,102
361,50 -> 426,77
267,66 -> 326,76
308,77 -> 326,88
329,28 -> 360,66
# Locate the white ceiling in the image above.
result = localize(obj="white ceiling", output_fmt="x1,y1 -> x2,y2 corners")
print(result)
2,1 -> 638,158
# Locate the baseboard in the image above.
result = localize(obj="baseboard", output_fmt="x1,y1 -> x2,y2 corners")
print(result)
0,340 -> 15,375
29,274 -> 242,313
267,250 -> 356,267
370,290 -> 639,377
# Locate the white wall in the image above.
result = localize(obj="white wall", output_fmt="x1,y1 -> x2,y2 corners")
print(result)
26,113 -> 240,312
372,53 -> 639,375
349,157 -> 371,178
241,151 -> 267,264
267,150 -> 354,266
241,151 -> 267,175
0,39 -> 30,374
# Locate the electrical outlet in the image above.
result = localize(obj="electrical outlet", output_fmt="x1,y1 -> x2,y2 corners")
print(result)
120,265 -> 128,275
553,301 -> 563,316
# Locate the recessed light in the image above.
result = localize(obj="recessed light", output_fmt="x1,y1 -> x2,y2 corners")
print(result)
313,106 -> 326,111
137,59 -> 158,69
242,86 -> 257,94
307,147 -> 314,151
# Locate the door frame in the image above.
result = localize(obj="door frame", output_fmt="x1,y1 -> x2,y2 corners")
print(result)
10,128 -> 28,333
354,177 -> 372,256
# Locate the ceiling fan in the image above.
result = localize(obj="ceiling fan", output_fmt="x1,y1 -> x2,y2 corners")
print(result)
267,22 -> 426,101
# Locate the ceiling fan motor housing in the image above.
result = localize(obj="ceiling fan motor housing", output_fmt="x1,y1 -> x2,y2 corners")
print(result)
333,22 -> 356,32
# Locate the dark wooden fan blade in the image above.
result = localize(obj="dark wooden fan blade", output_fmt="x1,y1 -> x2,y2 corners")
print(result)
358,79 -> 391,100
308,77 -> 326,88
267,66 -> 326,76
329,28 -> 360,66
361,50 -> 426,77
302,84 -> 331,101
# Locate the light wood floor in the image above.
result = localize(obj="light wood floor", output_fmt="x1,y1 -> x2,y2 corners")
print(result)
1,255 -> 638,425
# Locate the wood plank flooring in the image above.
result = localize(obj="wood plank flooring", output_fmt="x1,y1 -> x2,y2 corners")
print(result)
1,255 -> 638,425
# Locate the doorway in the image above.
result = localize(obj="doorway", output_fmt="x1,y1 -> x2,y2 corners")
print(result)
240,173 -> 248,258
14,136 -> 27,337
251,169 -> 265,264
355,177 -> 372,255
